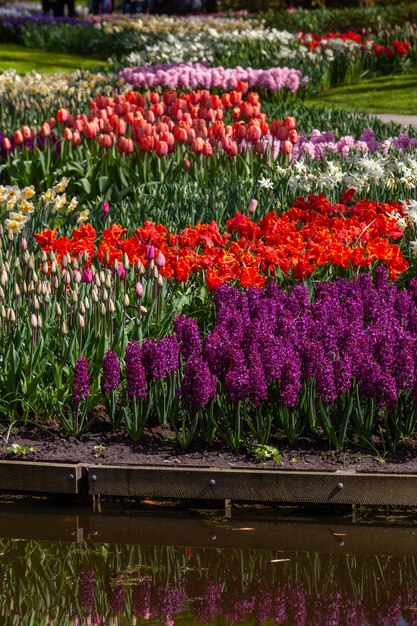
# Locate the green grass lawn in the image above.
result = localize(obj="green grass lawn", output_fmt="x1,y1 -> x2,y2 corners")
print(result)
306,72 -> 417,115
0,44 -> 108,74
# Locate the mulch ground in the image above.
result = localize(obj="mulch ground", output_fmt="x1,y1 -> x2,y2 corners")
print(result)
1,423 -> 417,474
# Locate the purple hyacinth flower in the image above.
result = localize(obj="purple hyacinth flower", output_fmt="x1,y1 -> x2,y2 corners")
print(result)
180,355 -> 217,407
125,341 -> 147,400
141,334 -> 179,380
73,357 -> 90,403
101,350 -> 121,393
173,314 -> 202,359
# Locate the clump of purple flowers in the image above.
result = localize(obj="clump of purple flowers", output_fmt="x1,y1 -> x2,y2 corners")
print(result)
180,354 -> 217,408
72,357 -> 90,403
174,314 -> 202,359
141,334 -> 179,380
125,341 -> 147,400
101,350 -> 120,393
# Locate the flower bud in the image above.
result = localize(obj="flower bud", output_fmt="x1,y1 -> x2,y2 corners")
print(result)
135,281 -> 143,298
108,299 -> 115,313
123,294 -> 130,307
248,198 -> 258,214
78,313 -> 85,328
61,320 -> 69,335
155,251 -> 166,268
30,313 -> 38,328
55,302 -> 62,316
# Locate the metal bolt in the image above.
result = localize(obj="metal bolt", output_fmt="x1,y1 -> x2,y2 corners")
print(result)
209,479 -> 216,486
336,482 -> 344,490
68,473 -> 74,480
91,474 -> 97,481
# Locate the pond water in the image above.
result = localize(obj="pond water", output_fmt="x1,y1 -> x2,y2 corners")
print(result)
0,501 -> 416,626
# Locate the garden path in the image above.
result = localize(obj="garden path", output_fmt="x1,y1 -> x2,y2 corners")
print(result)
374,113 -> 417,127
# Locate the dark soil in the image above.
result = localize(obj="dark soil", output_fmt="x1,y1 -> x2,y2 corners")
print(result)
1,423 -> 417,473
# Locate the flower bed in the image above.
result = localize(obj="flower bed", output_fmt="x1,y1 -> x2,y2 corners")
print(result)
0,174 -> 416,454
1,9 -> 417,463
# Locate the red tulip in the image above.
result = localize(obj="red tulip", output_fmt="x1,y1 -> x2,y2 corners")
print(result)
2,137 -> 11,151
13,130 -> 24,145
281,140 -> 293,155
21,126 -> 31,140
155,140 -> 168,157
284,116 -> 296,130
139,135 -> 154,152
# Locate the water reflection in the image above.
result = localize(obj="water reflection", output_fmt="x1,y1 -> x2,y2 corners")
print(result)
0,542 -> 416,625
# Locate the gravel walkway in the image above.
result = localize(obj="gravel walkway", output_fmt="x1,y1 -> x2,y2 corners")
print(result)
373,113 -> 417,127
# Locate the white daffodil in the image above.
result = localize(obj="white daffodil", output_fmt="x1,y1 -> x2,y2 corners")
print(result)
258,176 -> 274,190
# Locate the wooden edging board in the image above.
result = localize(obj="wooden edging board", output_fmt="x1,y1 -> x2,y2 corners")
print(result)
0,460 -> 416,506
0,460 -> 82,494
87,465 -> 417,507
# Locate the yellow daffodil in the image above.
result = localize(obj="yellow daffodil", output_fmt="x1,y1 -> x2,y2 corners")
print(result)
4,219 -> 23,233
53,194 -> 68,212
41,189 -> 56,204
67,197 -> 78,212
9,212 -> 28,225
22,186 -> 35,200
6,186 -> 21,202
52,178 -> 69,194
6,199 -> 18,211
77,209 -> 90,224
18,200 -> 34,215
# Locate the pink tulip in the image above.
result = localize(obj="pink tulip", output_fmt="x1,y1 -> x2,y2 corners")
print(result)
82,268 -> 94,283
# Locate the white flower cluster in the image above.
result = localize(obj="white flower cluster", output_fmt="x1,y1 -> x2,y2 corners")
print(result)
0,69 -> 124,111
283,154 -> 417,196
